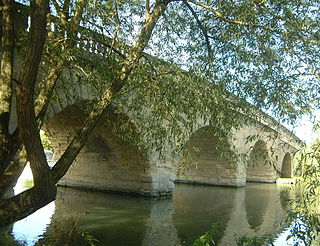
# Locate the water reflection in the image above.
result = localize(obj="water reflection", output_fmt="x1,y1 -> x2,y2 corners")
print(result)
38,190 -> 150,245
20,183 -> 292,246
173,185 -> 235,245
245,184 -> 273,231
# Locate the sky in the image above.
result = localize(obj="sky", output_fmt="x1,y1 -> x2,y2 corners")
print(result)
287,110 -> 320,145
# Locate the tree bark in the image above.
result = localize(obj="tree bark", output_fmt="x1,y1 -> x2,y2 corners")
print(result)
16,0 -> 55,197
0,0 -> 56,227
0,149 -> 26,199
0,0 -> 14,175
0,0 -> 89,199
0,187 -> 55,226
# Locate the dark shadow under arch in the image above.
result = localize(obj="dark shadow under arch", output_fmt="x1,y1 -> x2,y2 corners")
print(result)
280,153 -> 292,178
246,140 -> 277,183
42,101 -> 152,196
176,126 -> 237,186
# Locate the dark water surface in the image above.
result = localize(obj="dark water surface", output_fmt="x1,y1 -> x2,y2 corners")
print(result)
12,182 -> 293,245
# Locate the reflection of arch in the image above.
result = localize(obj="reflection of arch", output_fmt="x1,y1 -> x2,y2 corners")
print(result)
176,126 -> 239,186
280,153 -> 292,178
245,184 -> 272,231
173,184 -> 234,245
246,140 -> 277,183
43,101 -> 152,196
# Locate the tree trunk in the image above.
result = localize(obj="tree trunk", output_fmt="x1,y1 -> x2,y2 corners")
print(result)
0,0 -> 14,175
16,0 -> 55,195
0,148 -> 26,198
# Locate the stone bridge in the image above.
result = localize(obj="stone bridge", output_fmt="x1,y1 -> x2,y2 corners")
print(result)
40,71 -> 303,197
5,3 -> 304,198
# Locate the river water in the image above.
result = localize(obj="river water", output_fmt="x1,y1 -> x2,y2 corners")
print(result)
11,166 -> 296,246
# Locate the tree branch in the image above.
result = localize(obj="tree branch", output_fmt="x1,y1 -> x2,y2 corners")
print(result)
187,0 -> 278,33
70,0 -> 87,32
52,0 -> 68,28
182,0 -> 211,56
146,0 -> 150,19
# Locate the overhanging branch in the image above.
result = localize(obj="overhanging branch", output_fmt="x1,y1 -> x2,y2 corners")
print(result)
182,0 -> 212,56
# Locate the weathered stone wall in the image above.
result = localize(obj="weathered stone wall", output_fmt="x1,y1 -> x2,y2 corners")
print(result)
174,118 -> 299,187
246,140 -> 277,182
43,103 -> 154,196
232,123 -> 298,183
281,153 -> 292,178
176,126 -> 245,187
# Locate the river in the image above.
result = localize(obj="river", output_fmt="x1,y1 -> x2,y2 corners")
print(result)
10,165 -> 297,246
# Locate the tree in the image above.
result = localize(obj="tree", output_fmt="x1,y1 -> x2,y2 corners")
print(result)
0,0 -> 319,227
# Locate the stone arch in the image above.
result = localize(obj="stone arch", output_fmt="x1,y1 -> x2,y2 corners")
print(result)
246,140 -> 277,182
175,126 -> 242,186
280,153 -> 292,178
43,101 -> 153,196
45,75 -> 96,120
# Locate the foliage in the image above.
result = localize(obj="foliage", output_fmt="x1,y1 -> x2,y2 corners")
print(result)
81,231 -> 100,246
52,0 -> 320,167
0,230 -> 27,246
285,131 -> 320,245
235,234 -> 265,246
286,218 -> 317,246
193,223 -> 219,246
293,138 -> 319,176
22,180 -> 33,189
40,131 -> 54,151
36,217 -> 100,246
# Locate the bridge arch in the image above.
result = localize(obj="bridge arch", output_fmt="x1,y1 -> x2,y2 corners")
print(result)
246,140 -> 277,182
175,126 -> 244,186
280,153 -> 292,178
43,100 -> 153,196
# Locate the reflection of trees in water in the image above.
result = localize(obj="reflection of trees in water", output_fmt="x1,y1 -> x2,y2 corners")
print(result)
279,187 -> 292,211
173,184 -> 235,245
